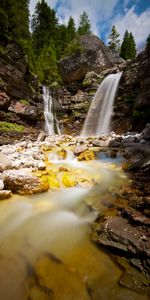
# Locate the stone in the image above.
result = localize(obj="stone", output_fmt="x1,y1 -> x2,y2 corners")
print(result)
0,91 -> 10,108
92,215 -> 150,257
3,169 -> 49,195
0,190 -> 12,200
0,179 -> 4,190
142,123 -> 150,140
59,34 -> 123,83
0,152 -> 12,172
74,145 -> 87,155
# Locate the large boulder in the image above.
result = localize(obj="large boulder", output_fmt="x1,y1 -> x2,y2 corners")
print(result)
59,34 -> 123,83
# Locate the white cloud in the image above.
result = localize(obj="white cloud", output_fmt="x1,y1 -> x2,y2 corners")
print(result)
113,6 -> 150,47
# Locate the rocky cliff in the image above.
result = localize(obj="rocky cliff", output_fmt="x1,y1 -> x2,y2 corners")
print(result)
112,50 -> 150,133
0,40 -> 43,142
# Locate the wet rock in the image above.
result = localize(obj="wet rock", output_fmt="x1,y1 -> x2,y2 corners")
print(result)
78,149 -> 96,161
3,169 -> 49,195
92,215 -> 150,257
0,152 -> 12,172
0,190 -> 12,200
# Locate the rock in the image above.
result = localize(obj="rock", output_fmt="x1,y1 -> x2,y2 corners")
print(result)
142,123 -> 150,140
0,179 -> 4,190
59,34 -> 123,83
36,160 -> 46,170
0,152 -> 12,172
8,101 -> 37,120
3,169 -> 49,195
78,149 -> 96,161
0,190 -> 12,200
74,145 -> 87,155
37,131 -> 47,143
0,91 -> 10,108
0,41 -> 34,99
92,215 -> 150,257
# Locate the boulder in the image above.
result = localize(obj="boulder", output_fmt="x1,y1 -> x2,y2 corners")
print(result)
0,179 -> 4,190
59,34 -> 123,83
3,169 -> 49,195
142,123 -> 150,140
8,101 -> 37,120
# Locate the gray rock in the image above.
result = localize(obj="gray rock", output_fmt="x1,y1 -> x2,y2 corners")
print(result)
0,153 -> 12,172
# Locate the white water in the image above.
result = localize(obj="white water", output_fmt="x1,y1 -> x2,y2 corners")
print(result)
81,72 -> 122,137
43,86 -> 60,135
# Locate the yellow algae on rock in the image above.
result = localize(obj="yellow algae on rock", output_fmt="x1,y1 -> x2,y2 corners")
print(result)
48,174 -> 60,189
78,150 -> 96,161
57,149 -> 67,160
62,172 -> 76,187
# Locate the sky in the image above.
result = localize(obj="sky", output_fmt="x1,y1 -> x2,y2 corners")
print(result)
29,0 -> 150,48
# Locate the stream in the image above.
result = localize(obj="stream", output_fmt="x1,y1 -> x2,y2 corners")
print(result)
0,155 -> 148,300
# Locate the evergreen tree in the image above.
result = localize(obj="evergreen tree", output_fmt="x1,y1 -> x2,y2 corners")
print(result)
145,34 -> 150,57
67,16 -> 76,43
55,24 -> 68,59
120,30 -> 136,59
77,11 -> 91,35
31,0 -> 58,56
108,25 -> 120,53
0,0 -> 30,41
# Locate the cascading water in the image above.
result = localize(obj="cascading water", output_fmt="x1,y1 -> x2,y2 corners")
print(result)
43,86 -> 60,135
81,72 -> 122,136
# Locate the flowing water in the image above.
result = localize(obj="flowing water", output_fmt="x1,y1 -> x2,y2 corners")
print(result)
0,153 -> 148,300
81,73 -> 122,137
43,86 -> 60,135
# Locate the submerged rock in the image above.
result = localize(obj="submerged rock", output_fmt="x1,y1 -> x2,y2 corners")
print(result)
0,190 -> 12,200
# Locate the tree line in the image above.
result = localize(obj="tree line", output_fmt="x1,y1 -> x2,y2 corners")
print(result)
0,0 -> 149,84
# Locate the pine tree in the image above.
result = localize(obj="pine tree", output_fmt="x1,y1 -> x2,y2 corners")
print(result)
0,0 -> 30,41
77,11 -> 91,35
108,25 -> 120,53
31,0 -> 58,56
145,34 -> 150,57
120,30 -> 136,59
67,17 -> 76,43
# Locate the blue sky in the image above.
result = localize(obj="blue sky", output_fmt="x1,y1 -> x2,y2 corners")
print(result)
29,0 -> 150,48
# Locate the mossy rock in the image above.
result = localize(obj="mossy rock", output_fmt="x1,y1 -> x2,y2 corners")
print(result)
0,121 -> 25,132
19,99 -> 29,105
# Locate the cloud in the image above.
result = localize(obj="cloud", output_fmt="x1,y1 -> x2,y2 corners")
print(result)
113,6 -> 150,47
29,0 -> 120,36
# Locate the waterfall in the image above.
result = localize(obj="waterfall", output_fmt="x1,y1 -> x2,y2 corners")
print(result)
81,72 -> 122,136
43,86 -> 60,135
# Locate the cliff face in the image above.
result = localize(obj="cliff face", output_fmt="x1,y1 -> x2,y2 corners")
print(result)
112,50 -> 150,133
0,40 -> 43,141
54,47 -> 150,135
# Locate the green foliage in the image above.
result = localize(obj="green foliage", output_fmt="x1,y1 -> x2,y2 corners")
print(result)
35,44 -> 61,84
108,25 -> 120,53
77,11 -> 91,35
31,0 -> 58,56
0,121 -> 25,132
0,0 -> 30,41
63,39 -> 84,57
67,17 -> 76,43
19,99 -> 29,105
145,34 -> 150,57
120,30 -> 136,59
